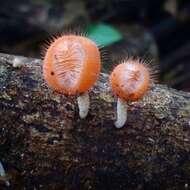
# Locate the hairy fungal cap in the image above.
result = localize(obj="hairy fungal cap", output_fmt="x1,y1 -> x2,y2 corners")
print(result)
43,35 -> 101,95
110,59 -> 150,101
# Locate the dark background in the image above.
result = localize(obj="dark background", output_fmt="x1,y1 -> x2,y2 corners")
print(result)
0,0 -> 190,91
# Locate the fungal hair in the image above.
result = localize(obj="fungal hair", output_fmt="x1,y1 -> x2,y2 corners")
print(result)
99,46 -> 109,65
41,27 -> 88,59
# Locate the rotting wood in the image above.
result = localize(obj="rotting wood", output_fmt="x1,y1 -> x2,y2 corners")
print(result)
0,53 -> 190,190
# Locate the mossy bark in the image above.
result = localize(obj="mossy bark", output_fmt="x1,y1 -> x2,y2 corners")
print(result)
0,53 -> 190,190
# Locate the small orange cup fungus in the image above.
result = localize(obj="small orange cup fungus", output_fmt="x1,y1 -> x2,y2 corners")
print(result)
43,34 -> 101,118
110,58 -> 152,128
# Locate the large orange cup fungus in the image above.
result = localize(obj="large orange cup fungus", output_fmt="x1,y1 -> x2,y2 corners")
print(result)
110,58 -> 152,128
43,34 -> 101,118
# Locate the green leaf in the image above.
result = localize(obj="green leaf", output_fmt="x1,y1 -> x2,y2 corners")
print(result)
86,23 -> 122,47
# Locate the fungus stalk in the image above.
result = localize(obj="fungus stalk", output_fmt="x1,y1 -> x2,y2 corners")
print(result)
0,160 -> 10,187
110,58 -> 152,128
115,97 -> 127,128
77,92 -> 90,119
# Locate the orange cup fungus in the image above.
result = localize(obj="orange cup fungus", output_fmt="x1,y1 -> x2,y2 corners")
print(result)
110,58 -> 152,128
43,35 -> 101,95
43,34 -> 101,118
110,59 -> 150,101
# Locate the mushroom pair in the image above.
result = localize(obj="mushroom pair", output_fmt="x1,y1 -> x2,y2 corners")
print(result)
43,34 -> 152,128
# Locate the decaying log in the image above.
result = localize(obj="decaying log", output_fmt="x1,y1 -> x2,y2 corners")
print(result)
0,53 -> 190,190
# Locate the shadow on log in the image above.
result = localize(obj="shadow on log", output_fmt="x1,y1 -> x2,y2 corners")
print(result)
0,53 -> 190,190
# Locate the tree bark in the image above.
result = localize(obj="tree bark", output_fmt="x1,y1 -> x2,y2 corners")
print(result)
0,53 -> 190,190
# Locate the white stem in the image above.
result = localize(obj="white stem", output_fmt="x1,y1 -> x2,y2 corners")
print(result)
0,160 -> 10,186
115,98 -> 127,128
77,92 -> 90,119
5,180 -> 10,187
